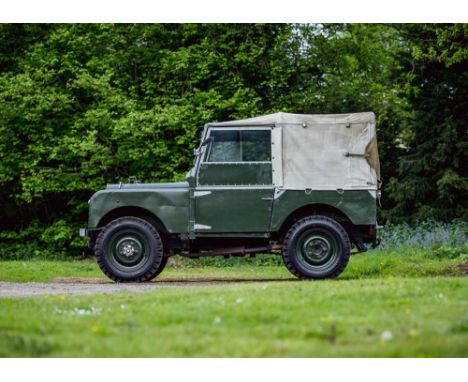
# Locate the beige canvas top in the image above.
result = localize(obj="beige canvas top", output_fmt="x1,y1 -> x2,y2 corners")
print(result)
210,112 -> 380,190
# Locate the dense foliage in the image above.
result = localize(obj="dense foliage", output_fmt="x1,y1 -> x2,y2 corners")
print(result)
0,24 -> 466,258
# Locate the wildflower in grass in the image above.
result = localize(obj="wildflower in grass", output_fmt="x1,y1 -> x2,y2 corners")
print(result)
376,220 -> 467,254
53,306 -> 102,317
409,329 -> 419,337
213,316 -> 221,325
380,330 -> 393,342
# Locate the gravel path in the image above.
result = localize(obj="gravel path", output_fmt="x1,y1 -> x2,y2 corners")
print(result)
0,277 -> 293,298
0,281 -> 182,298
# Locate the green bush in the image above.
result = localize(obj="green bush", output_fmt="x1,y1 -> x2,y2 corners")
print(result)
0,219 -> 87,260
431,246 -> 468,260
0,24 -> 466,259
375,220 -> 467,259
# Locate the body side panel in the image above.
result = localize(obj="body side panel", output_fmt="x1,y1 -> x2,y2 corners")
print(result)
270,189 -> 376,230
194,188 -> 274,232
198,162 -> 272,186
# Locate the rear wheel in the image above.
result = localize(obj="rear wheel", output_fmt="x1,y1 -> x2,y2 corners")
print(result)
95,217 -> 165,282
282,216 -> 350,279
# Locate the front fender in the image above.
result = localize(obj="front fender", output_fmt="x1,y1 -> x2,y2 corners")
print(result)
88,187 -> 189,233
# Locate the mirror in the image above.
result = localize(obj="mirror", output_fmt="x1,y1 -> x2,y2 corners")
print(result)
201,136 -> 212,147
193,137 -> 212,156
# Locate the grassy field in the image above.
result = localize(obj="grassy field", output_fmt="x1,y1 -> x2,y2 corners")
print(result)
0,250 -> 467,357
0,248 -> 466,283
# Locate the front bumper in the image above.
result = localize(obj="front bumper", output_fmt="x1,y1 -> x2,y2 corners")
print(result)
79,228 -> 100,249
79,228 -> 100,237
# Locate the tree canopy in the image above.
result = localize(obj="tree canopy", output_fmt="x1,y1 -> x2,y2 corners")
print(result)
0,23 -> 466,257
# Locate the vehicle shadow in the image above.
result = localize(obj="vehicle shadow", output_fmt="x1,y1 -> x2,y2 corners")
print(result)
52,276 -> 299,285
153,277 -> 299,284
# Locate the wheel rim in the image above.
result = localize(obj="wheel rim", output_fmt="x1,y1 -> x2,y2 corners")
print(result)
295,228 -> 341,271
106,229 -> 150,273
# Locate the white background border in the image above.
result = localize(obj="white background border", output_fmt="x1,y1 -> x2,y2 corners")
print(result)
1,358 -> 466,381
1,0 -> 467,22
1,0 -> 466,377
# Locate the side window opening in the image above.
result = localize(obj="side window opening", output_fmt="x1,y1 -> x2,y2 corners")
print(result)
241,130 -> 271,162
207,130 -> 241,162
206,129 -> 271,163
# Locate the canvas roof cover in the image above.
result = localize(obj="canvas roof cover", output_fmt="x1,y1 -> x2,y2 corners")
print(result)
210,112 -> 380,190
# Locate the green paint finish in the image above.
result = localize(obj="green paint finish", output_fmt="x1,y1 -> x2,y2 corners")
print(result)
298,231 -> 337,266
88,186 -> 376,234
88,182 -> 189,233
198,162 -> 272,186
194,188 -> 274,232
107,229 -> 150,272
294,227 -> 342,273
88,184 -> 375,235
270,190 -> 376,229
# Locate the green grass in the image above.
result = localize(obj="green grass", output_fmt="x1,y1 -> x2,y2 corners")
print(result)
0,259 -> 291,283
0,250 -> 467,357
1,277 -> 467,357
0,249 -> 466,283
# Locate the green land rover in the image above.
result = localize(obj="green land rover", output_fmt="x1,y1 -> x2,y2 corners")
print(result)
80,112 -> 381,282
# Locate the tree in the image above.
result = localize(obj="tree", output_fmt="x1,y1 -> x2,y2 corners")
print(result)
0,23 -> 465,258
386,24 -> 468,221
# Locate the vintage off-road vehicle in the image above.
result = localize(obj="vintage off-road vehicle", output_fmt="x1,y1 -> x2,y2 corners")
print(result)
80,112 -> 381,282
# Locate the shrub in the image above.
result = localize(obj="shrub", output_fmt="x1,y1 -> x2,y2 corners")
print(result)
376,220 -> 467,259
0,219 -> 87,260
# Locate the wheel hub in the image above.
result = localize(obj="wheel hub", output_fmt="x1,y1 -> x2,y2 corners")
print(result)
305,239 -> 330,259
112,235 -> 145,266
120,242 -> 138,257
297,232 -> 337,268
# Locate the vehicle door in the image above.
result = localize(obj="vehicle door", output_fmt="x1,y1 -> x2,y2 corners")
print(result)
194,127 -> 274,233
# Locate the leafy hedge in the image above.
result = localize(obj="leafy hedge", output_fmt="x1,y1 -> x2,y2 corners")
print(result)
0,24 -> 466,258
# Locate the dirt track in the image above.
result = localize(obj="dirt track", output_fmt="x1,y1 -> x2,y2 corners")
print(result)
0,277 -> 294,298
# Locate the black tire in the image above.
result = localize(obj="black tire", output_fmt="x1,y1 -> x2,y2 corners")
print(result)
282,215 -> 351,279
95,217 -> 164,282
154,256 -> 168,278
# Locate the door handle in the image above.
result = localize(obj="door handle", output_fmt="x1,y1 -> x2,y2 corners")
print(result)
261,197 -> 273,201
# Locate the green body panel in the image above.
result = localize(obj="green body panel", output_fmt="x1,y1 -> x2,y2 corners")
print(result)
88,185 -> 376,235
88,182 -> 189,233
270,189 -> 377,229
198,163 -> 272,186
88,183 -> 376,236
194,188 -> 274,232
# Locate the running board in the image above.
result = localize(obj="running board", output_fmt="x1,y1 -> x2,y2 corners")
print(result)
185,244 -> 283,259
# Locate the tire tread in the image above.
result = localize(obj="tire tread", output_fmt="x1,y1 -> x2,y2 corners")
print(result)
282,215 -> 351,280
95,216 -> 164,282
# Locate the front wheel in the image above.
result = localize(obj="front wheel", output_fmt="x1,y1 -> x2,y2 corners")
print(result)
282,216 -> 351,279
95,217 -> 165,282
